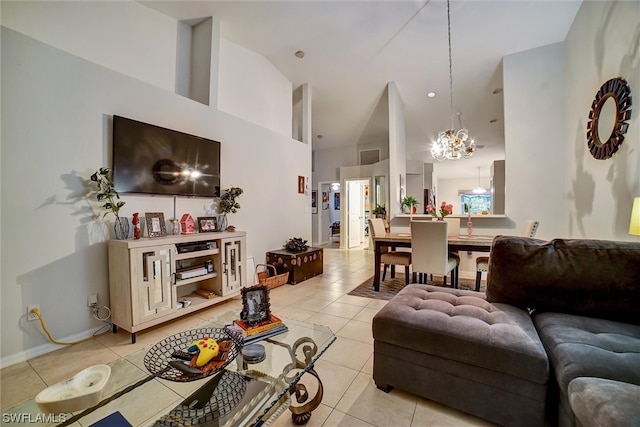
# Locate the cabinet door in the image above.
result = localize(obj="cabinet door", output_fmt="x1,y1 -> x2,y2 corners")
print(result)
133,246 -> 177,324
221,237 -> 245,294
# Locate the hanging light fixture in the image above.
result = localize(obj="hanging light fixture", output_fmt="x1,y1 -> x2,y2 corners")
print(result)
472,167 -> 487,194
431,0 -> 475,161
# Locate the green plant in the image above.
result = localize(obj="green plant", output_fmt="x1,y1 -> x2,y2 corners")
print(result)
218,187 -> 243,214
283,237 -> 309,252
400,196 -> 419,209
372,204 -> 386,215
90,167 -> 124,219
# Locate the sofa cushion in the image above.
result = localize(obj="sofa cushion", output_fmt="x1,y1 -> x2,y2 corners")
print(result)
534,312 -> 640,392
569,377 -> 640,427
373,284 -> 549,384
486,236 -> 640,324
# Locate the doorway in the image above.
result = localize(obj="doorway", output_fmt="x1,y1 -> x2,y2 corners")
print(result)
315,181 -> 340,245
345,178 -> 370,249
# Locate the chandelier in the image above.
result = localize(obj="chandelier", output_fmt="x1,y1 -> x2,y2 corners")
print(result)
472,167 -> 487,194
431,0 -> 475,161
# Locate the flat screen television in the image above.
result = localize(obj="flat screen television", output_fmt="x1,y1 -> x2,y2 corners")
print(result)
112,115 -> 220,198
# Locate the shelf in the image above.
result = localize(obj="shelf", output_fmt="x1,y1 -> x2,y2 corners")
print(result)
174,272 -> 217,286
177,293 -> 225,314
174,248 -> 219,261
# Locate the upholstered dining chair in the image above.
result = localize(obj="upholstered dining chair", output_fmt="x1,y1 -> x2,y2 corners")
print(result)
411,220 -> 459,288
475,220 -> 540,291
369,218 -> 412,285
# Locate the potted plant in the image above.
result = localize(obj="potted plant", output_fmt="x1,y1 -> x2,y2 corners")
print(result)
90,167 -> 128,239
217,186 -> 243,231
372,204 -> 387,218
283,237 -> 309,252
400,196 -> 419,214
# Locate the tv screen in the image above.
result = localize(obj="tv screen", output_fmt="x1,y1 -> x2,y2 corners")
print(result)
112,115 -> 220,198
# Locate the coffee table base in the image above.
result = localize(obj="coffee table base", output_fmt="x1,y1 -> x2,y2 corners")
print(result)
289,367 -> 323,424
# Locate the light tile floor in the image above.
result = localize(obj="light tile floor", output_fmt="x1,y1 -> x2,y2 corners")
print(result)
1,246 -> 494,426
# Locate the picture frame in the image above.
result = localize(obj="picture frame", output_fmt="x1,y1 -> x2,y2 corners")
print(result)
240,284 -> 271,326
145,212 -> 166,238
197,216 -> 218,233
311,190 -> 318,214
322,191 -> 329,210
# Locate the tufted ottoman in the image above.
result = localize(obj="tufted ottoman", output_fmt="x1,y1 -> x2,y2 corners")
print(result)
373,284 -> 549,427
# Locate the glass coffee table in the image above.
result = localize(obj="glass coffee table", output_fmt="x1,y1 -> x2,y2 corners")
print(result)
54,311 -> 336,427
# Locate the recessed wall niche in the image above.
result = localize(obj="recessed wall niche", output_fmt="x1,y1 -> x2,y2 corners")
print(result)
176,17 -> 217,106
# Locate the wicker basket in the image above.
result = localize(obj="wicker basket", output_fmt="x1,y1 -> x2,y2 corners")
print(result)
256,264 -> 288,289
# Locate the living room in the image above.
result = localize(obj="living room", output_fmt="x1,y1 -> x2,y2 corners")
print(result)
1,0 -> 638,425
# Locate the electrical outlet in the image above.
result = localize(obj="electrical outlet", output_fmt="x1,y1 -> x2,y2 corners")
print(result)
27,305 -> 40,322
87,293 -> 98,307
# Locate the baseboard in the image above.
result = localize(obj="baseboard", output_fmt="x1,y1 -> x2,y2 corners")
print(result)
0,328 -> 97,369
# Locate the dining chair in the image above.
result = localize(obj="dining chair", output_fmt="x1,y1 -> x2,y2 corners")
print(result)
369,218 -> 412,285
475,220 -> 540,291
411,220 -> 459,288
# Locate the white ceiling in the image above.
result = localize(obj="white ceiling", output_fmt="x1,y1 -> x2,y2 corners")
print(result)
142,0 -> 582,179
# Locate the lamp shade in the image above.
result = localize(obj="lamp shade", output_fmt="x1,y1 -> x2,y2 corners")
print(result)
629,197 -> 640,236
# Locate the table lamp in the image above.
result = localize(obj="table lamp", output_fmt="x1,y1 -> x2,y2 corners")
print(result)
629,197 -> 640,236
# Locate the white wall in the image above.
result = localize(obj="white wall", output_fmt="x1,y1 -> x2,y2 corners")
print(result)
503,43 -> 569,240
218,39 -> 293,136
388,81 -> 407,217
1,2 -> 310,365
1,1 -> 177,91
564,0 -> 640,240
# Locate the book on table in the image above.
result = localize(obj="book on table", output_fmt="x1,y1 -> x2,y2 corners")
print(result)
233,314 -> 283,336
224,314 -> 288,345
224,324 -> 288,346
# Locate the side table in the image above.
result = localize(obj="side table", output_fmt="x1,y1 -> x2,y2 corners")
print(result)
266,247 -> 323,285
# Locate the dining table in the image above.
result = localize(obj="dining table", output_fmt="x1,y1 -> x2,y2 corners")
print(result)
372,233 -> 494,291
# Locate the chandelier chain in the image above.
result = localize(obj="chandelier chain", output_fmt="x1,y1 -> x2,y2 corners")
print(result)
447,0 -> 454,130
430,0 -> 475,161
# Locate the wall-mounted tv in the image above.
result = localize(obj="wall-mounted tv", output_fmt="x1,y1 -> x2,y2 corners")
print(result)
112,115 -> 220,198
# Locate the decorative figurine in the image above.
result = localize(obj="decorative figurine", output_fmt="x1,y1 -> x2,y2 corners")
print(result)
132,212 -> 140,240
180,214 -> 195,234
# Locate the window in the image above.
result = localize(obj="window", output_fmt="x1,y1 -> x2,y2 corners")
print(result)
461,194 -> 492,214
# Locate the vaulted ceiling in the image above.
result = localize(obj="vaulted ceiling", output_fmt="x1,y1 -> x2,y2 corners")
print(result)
143,0 -> 582,178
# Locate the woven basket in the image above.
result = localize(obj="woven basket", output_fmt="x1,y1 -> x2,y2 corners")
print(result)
256,264 -> 288,289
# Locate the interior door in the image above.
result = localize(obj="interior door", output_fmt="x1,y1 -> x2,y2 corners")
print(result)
348,181 -> 364,248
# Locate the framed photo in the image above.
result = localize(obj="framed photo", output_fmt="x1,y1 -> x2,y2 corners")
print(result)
145,212 -> 166,238
334,192 -> 340,210
240,285 -> 271,326
197,216 -> 218,233
322,191 -> 329,210
298,176 -> 305,194
311,190 -> 318,214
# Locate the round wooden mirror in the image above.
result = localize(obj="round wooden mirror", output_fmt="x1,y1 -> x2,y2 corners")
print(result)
586,77 -> 632,160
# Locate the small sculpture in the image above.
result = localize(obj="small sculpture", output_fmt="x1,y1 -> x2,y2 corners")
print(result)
132,213 -> 140,240
180,214 -> 195,234
284,237 -> 309,252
